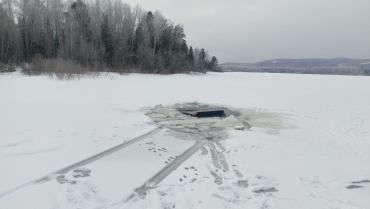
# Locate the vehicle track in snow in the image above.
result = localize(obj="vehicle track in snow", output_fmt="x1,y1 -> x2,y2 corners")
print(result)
0,127 -> 161,200
120,140 -> 207,205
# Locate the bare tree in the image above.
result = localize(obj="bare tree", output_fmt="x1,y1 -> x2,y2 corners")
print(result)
1,0 -> 218,73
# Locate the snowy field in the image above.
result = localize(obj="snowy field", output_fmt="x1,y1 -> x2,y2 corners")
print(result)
0,72 -> 369,209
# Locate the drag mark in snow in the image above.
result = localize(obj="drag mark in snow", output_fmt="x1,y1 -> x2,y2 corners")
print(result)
122,140 -> 207,204
52,127 -> 162,176
0,128 -> 161,200
208,142 -> 229,172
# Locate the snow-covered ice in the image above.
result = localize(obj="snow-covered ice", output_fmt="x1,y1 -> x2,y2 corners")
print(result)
0,72 -> 369,209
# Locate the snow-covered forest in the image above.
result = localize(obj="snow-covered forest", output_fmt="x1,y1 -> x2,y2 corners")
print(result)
0,0 -> 218,73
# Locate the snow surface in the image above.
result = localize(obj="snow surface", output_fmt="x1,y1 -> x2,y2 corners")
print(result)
0,72 -> 369,209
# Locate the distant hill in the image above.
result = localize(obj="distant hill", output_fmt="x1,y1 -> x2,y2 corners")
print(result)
220,58 -> 370,76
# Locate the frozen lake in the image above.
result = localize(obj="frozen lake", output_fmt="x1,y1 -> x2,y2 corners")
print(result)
0,72 -> 369,209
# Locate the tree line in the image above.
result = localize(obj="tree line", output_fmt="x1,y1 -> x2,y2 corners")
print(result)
0,0 -> 218,74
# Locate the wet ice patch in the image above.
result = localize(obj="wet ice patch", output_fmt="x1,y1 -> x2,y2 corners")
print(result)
145,103 -> 251,141
145,103 -> 289,141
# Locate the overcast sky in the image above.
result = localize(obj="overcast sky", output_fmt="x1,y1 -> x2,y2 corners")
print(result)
124,0 -> 370,63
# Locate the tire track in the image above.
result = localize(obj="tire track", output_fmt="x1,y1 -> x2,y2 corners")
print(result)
121,140 -> 207,204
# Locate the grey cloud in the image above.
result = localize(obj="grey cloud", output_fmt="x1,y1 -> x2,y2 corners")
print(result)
124,0 -> 370,62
